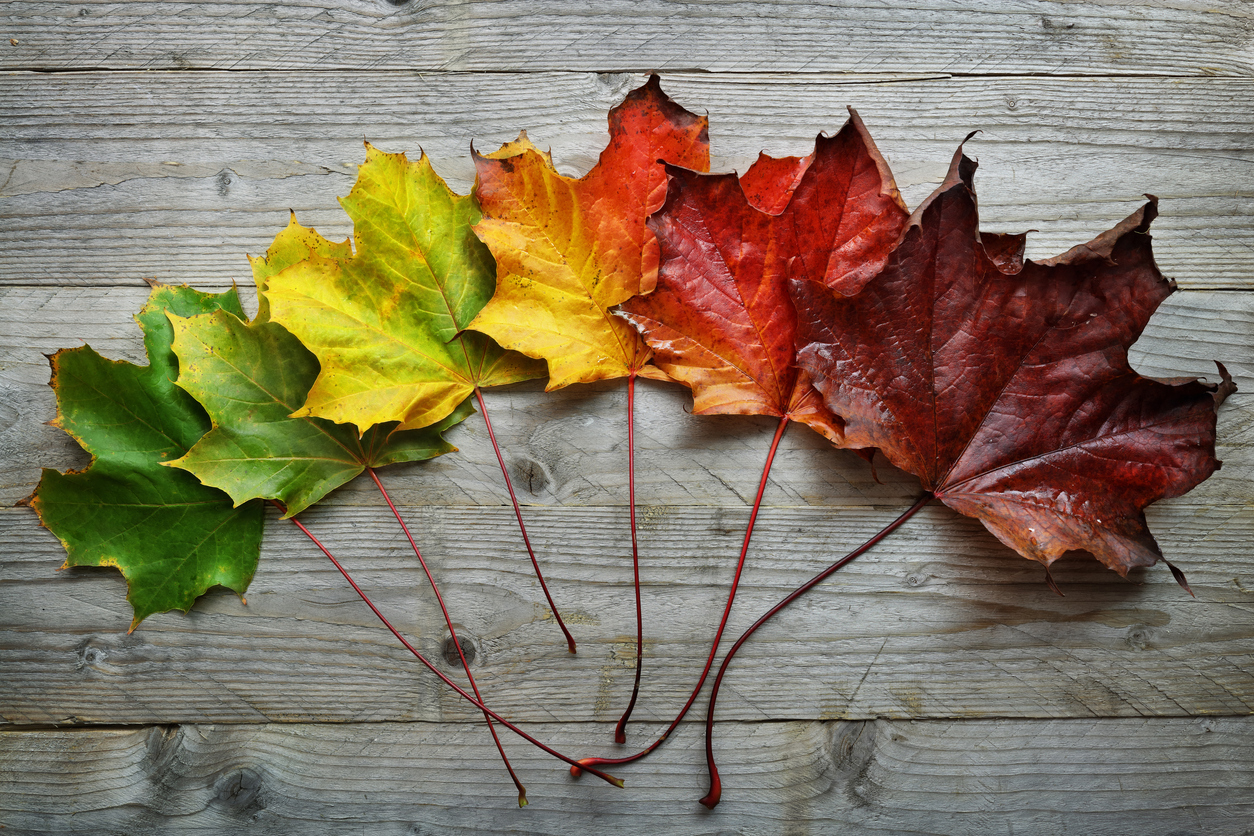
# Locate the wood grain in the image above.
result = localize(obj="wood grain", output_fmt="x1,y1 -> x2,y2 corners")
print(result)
5,497 -> 1254,725
4,0 -> 1254,76
3,2 -> 1252,827
1,73 -> 1252,288
2,718 -> 1253,834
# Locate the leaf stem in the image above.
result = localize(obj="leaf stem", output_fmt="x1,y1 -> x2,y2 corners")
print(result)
614,370 -> 644,744
277,502 -> 624,790
698,491 -> 934,809
576,414 -> 790,774
366,467 -> 526,805
475,385 -> 577,653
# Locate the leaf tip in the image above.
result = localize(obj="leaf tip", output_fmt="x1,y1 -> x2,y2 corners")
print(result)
1164,559 -> 1195,597
947,131 -> 981,179
1043,567 -> 1065,597
1137,195 -> 1160,232
1212,361 -> 1236,407
854,448 -> 881,483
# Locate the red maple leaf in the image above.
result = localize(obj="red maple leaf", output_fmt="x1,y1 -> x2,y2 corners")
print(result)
575,113 -> 911,777
618,111 -> 909,441
792,144 -> 1232,580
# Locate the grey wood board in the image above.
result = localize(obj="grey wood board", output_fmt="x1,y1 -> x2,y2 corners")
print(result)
5,497 -> 1254,726
2,718 -> 1253,834
0,0 -> 1248,830
1,285 -> 1249,508
2,72 -> 1252,288
4,0 -> 1253,76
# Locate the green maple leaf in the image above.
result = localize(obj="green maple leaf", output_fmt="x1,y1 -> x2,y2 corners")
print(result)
29,284 -> 265,631
263,143 -> 546,434
165,306 -> 473,517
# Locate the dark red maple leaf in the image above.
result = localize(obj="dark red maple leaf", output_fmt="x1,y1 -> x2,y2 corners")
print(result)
698,139 -> 1232,811
792,144 -> 1232,579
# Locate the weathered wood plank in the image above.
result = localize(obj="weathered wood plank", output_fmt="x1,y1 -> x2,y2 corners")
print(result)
2,718 -> 1253,834
2,1 -> 1249,830
4,0 -> 1253,76
2,73 -> 1252,288
5,496 -> 1254,726
1,284 -> 1250,506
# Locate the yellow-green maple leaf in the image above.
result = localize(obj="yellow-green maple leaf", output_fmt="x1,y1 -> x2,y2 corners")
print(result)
264,144 -> 544,434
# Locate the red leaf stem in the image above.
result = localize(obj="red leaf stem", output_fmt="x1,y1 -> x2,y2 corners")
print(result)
277,503 -> 625,789
475,385 -> 577,653
614,371 -> 644,743
699,491 -> 934,809
576,413 -> 790,774
366,467 -> 526,804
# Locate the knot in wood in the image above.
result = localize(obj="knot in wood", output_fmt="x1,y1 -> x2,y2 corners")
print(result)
442,634 -> 476,667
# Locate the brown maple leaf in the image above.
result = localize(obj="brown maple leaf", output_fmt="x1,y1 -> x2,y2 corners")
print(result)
698,137 -> 1234,811
792,144 -> 1232,579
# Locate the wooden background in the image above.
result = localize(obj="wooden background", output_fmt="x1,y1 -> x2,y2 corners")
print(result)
2,2 -> 1253,833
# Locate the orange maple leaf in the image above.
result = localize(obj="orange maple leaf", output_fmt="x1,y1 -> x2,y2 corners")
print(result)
469,75 -> 710,388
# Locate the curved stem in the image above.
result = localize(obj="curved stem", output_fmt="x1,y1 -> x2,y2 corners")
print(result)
366,468 -> 526,805
278,504 -> 623,789
699,492 -> 934,809
614,371 -> 644,744
576,415 -> 790,774
475,385 -> 576,654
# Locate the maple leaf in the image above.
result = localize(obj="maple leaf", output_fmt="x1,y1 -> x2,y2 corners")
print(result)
792,145 -> 1232,577
467,75 -> 711,741
28,284 -> 265,630
468,74 -> 710,388
249,211 -> 353,324
618,111 -> 909,440
567,114 -> 910,773
165,306 -> 473,518
264,143 -> 545,434
257,153 -> 582,654
185,196 -> 547,801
